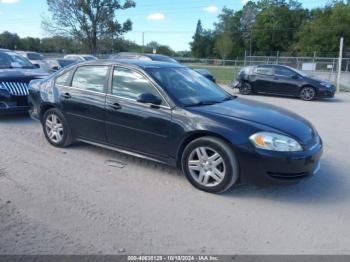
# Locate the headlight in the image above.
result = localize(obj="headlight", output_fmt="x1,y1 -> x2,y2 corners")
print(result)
250,132 -> 303,152
0,83 -> 5,89
320,82 -> 332,88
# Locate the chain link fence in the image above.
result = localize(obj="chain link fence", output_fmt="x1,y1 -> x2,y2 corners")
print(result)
39,52 -> 350,90
176,56 -> 350,90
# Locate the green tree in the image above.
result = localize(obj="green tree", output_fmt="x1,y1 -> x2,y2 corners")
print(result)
43,0 -> 136,54
190,20 -> 204,57
251,0 -> 307,53
296,2 -> 350,54
0,31 -> 21,50
214,34 -> 233,62
20,37 -> 41,51
214,8 -> 245,57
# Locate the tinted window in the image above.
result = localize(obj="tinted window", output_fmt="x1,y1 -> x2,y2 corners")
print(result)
146,67 -> 230,107
113,67 -> 163,104
56,70 -> 71,85
256,66 -> 274,76
72,66 -> 108,93
0,52 -> 34,69
275,67 -> 296,77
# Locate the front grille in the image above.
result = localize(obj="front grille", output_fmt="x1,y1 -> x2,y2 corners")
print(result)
268,172 -> 310,180
1,82 -> 29,96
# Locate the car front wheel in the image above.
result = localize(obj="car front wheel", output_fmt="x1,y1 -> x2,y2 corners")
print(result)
42,108 -> 73,147
300,86 -> 316,101
181,137 -> 239,193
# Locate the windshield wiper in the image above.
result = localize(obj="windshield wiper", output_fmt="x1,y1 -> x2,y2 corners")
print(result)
185,96 -> 236,107
185,100 -> 222,107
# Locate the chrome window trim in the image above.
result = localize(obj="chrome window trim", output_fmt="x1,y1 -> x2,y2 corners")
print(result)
106,93 -> 171,110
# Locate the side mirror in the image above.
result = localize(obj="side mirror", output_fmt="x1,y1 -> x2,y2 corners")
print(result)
33,64 -> 40,69
137,93 -> 162,105
292,74 -> 299,79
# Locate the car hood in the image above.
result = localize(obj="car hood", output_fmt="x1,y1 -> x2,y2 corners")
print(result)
304,75 -> 332,85
0,68 -> 49,82
190,98 -> 316,145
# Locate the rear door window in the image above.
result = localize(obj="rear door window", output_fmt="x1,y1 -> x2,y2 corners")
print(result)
71,66 -> 109,93
275,67 -> 295,77
256,66 -> 274,76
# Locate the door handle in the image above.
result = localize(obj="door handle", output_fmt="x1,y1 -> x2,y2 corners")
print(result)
61,93 -> 72,99
109,103 -> 121,110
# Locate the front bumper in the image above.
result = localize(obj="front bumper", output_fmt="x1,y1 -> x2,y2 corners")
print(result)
237,142 -> 323,185
0,91 -> 30,115
317,87 -> 336,98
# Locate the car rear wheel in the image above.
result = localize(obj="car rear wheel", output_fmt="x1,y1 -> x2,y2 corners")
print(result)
43,108 -> 73,147
239,82 -> 253,95
300,86 -> 316,101
181,137 -> 239,193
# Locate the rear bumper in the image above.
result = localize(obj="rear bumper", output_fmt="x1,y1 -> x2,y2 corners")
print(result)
237,142 -> 323,185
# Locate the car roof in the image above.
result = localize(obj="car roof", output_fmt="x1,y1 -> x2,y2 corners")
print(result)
114,52 -> 171,59
78,59 -> 185,69
256,64 -> 289,68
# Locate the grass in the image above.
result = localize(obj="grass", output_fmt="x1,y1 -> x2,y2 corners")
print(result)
340,84 -> 350,92
188,64 -> 241,84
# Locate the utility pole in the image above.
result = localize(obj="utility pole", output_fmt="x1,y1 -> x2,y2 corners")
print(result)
337,37 -> 344,93
249,31 -> 252,65
142,32 -> 145,53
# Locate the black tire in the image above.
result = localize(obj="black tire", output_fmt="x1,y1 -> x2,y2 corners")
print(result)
239,82 -> 253,95
42,108 -> 73,148
300,86 -> 316,101
181,136 -> 239,193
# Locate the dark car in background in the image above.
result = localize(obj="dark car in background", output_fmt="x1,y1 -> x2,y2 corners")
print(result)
63,54 -> 98,62
0,49 -> 48,115
109,52 -> 179,64
16,51 -> 51,73
110,52 -> 216,83
28,60 -> 322,193
234,64 -> 336,101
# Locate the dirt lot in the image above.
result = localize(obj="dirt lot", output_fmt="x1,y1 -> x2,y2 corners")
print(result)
1,92 -> 350,255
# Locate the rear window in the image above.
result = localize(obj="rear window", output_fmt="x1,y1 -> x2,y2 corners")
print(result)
256,66 -> 274,76
27,53 -> 44,60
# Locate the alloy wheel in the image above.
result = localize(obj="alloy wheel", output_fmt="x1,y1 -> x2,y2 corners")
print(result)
45,114 -> 64,144
300,87 -> 315,101
188,147 -> 226,187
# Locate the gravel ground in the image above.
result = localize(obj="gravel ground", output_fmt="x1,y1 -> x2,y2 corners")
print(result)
0,92 -> 350,255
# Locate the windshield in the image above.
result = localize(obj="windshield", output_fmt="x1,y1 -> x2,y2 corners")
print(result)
27,52 -> 44,60
146,67 -> 231,107
150,55 -> 178,64
0,52 -> 35,69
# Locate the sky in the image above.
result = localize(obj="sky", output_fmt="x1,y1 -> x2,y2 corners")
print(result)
0,0 -> 330,51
